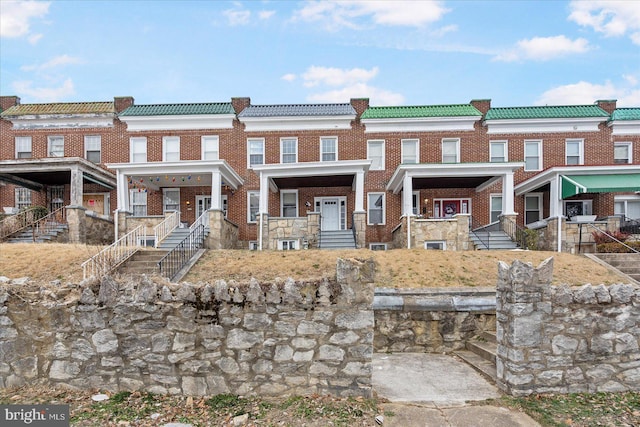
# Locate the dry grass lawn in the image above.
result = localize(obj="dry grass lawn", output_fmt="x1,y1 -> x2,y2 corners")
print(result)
0,243 -> 627,287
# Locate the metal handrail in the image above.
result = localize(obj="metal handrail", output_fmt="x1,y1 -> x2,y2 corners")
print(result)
351,212 -> 357,248
585,223 -> 639,254
157,224 -> 205,281
81,225 -> 144,279
0,206 -> 50,240
190,209 -> 209,233
154,211 -> 180,248
620,215 -> 640,235
469,216 -> 490,249
501,216 -> 529,249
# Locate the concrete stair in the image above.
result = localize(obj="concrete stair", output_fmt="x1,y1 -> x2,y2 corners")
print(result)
6,222 -> 68,243
117,249 -> 168,276
156,226 -> 209,250
469,230 -> 519,250
319,229 -> 356,249
592,253 -> 640,283
454,330 -> 497,383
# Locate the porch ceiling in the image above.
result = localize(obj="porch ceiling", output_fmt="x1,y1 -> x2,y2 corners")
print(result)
273,174 -> 353,189
413,176 -> 493,189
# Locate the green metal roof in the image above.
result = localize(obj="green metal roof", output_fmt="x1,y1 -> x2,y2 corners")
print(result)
1,102 -> 114,117
611,108 -> 640,121
120,103 -> 235,116
485,105 -> 609,120
361,104 -> 482,119
561,174 -> 640,199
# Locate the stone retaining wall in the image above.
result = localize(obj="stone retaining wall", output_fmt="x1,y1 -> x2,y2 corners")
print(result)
85,212 -> 114,245
0,258 -> 375,398
496,258 -> 640,396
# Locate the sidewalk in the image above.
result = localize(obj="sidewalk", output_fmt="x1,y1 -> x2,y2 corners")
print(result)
372,353 -> 541,427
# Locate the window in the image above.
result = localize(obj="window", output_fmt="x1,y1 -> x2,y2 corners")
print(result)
490,141 -> 507,162
48,136 -> 64,157
524,194 -> 542,225
524,140 -> 542,171
281,138 -> 297,163
615,196 -> 640,220
281,190 -> 298,217
129,190 -> 147,216
248,139 -> 264,167
130,137 -> 147,163
401,139 -> 418,164
564,200 -> 592,219
442,138 -> 460,163
15,188 -> 32,210
614,142 -> 632,164
425,241 -> 446,250
248,191 -> 260,222
369,243 -> 388,251
321,137 -> 337,161
490,195 -> 502,223
84,135 -> 101,163
163,188 -> 180,212
201,136 -> 219,160
368,193 -> 385,225
248,241 -> 259,250
367,140 -> 385,170
163,136 -> 180,162
15,137 -> 32,159
565,139 -> 584,165
277,240 -> 299,250
411,191 -> 420,215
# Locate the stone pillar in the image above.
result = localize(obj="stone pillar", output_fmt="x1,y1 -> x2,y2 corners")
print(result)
455,213 -> 470,251
65,206 -> 87,244
306,212 -> 320,248
352,211 -> 366,248
70,166 -> 84,207
495,257 -> 554,396
206,210 -> 225,249
500,213 -> 519,241
116,210 -> 131,239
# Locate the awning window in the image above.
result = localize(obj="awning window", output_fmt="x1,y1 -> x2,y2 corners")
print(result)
561,173 -> 640,199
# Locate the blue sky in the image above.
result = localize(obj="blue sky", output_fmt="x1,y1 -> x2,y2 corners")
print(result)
1,0 -> 639,107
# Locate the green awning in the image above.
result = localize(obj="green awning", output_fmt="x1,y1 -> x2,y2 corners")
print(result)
561,174 -> 640,199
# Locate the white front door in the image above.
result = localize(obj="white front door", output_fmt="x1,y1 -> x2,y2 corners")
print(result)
321,199 -> 340,231
197,195 -> 227,217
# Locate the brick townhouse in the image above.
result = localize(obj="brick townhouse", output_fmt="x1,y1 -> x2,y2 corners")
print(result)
1,94 -> 639,252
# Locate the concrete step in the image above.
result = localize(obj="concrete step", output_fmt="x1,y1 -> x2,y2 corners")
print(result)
319,230 -> 356,249
466,339 -> 497,365
454,350 -> 497,383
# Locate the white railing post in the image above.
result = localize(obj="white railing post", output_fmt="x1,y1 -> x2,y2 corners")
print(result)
81,224 -> 144,280
154,211 -> 180,247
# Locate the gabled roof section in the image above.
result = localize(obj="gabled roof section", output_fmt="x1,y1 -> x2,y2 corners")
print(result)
119,103 -> 235,116
239,103 -> 356,118
361,104 -> 481,119
485,105 -> 609,120
611,108 -> 640,121
1,102 -> 114,117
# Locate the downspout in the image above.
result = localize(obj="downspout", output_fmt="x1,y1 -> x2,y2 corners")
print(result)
557,175 -> 562,253
259,212 -> 263,251
407,215 -> 411,249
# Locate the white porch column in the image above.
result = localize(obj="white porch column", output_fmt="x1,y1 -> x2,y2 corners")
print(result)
116,171 -> 130,211
354,170 -> 365,212
69,166 -> 84,207
549,174 -> 561,218
259,172 -> 269,214
402,173 -> 414,217
501,171 -> 516,215
210,171 -> 222,210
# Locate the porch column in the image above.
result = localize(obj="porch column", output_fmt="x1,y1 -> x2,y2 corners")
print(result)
259,172 -> 269,214
354,170 -> 365,212
116,171 -> 130,212
210,171 -> 222,210
402,173 -> 414,217
501,171 -> 516,215
549,174 -> 561,218
69,166 -> 84,207
67,166 -> 86,244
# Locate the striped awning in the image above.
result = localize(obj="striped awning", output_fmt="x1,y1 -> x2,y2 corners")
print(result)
561,173 -> 640,199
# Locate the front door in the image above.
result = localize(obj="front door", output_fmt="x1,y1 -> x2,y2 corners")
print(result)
436,199 -> 470,218
196,195 -> 227,217
321,199 -> 340,231
83,194 -> 105,215
49,186 -> 64,212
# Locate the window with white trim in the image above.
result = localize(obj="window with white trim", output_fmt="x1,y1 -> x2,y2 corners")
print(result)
163,188 -> 180,212
614,142 -> 632,164
281,137 -> 297,163
490,140 -> 507,162
15,188 -> 32,210
367,193 -> 385,225
281,190 -> 298,217
163,136 -> 180,162
565,139 -> 584,165
367,140 -> 385,170
48,136 -> 64,157
401,139 -> 418,164
369,243 -> 388,251
442,138 -> 460,163
201,135 -> 219,160
248,191 -> 260,223
84,135 -> 101,163
490,194 -> 502,223
524,193 -> 542,225
248,138 -> 264,167
564,200 -> 592,219
277,240 -> 299,250
129,190 -> 147,216
524,140 -> 542,171
130,137 -> 147,163
615,196 -> 640,220
15,137 -> 32,159
425,241 -> 446,250
321,137 -> 337,161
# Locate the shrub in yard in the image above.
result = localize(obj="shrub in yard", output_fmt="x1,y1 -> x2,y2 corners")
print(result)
591,230 -> 630,244
596,241 -> 640,253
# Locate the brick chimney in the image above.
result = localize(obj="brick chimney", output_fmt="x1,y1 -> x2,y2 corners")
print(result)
114,96 -> 134,113
470,99 -> 491,115
596,99 -> 617,114
350,98 -> 370,118
231,97 -> 251,115
0,96 -> 20,111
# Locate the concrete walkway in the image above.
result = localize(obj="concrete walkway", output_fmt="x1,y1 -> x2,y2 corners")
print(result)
372,353 -> 541,427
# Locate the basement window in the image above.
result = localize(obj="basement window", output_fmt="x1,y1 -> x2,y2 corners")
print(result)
425,241 -> 446,250
249,241 -> 258,250
369,243 -> 387,251
278,239 -> 299,250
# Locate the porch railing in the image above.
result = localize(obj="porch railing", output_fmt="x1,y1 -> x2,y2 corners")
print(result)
620,216 -> 640,235
191,209 -> 209,233
0,206 -> 51,241
501,216 -> 530,249
157,223 -> 206,281
81,225 -> 144,280
154,211 -> 180,248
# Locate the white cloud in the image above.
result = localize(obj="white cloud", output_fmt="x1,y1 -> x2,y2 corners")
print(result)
21,54 -> 83,72
0,0 -> 50,39
223,8 -> 251,26
494,35 -> 591,62
302,66 -> 379,87
307,83 -> 405,105
292,0 -> 449,31
281,73 -> 296,82
430,24 -> 457,38
536,78 -> 640,107
258,10 -> 275,20
12,78 -> 75,102
569,0 -> 640,44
